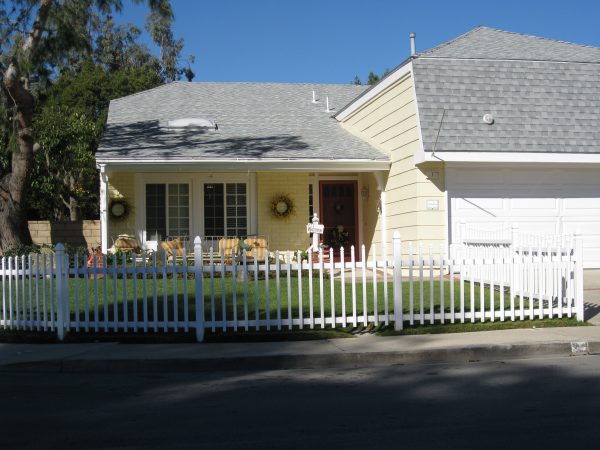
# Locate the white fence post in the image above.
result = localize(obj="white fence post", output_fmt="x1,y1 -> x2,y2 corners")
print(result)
574,229 -> 585,322
54,243 -> 68,341
393,232 -> 403,330
194,236 -> 205,342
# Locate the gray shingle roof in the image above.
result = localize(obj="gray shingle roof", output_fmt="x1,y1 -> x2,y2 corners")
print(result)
420,26 -> 600,63
413,27 -> 600,153
97,82 -> 389,162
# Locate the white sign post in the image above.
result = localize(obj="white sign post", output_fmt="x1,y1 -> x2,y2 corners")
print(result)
307,213 -> 324,251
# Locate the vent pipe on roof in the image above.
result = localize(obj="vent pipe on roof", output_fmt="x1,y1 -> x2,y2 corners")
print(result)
409,32 -> 416,56
326,96 -> 331,113
312,90 -> 318,103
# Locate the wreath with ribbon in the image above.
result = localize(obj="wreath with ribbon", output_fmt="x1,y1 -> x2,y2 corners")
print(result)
270,194 -> 295,220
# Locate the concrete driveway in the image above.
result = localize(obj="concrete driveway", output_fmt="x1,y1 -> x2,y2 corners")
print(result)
584,269 -> 600,323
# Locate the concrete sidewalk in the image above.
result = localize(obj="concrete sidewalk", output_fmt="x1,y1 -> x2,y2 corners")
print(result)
1,325 -> 599,373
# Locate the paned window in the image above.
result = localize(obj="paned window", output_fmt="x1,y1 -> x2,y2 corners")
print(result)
204,183 -> 247,236
146,183 -> 190,241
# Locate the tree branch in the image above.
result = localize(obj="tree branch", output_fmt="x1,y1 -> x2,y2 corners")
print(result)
22,0 -> 54,58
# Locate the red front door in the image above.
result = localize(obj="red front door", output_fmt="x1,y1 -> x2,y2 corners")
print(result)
319,181 -> 358,256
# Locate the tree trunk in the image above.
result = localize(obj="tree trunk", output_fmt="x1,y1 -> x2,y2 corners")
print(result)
0,0 -> 53,252
0,94 -> 35,251
69,196 -> 80,221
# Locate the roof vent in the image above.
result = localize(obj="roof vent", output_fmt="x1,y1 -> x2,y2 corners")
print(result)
482,113 -> 494,125
409,32 -> 416,56
167,118 -> 217,129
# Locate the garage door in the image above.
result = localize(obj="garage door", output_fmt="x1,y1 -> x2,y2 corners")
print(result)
447,166 -> 600,268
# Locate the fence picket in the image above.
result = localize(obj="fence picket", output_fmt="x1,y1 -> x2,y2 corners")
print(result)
93,254 -> 99,332
372,245 -> 378,326
409,242 -> 414,325
329,247 -> 335,329
15,257 -> 20,329
243,250 -> 249,331
233,249 -> 238,332
265,250 -> 270,331
429,245 -> 434,325
151,253 -> 158,332
142,253 -> 148,333
419,244 -> 424,325
275,250 -> 281,331
297,250 -> 303,330
254,249 -> 260,331
286,251 -> 292,330
308,249 -> 314,329
27,255 -> 33,330
382,243 -> 389,326
449,257 -> 455,324
172,252 -> 178,332
361,245 -> 367,326
220,249 -> 227,332
161,251 -> 168,332
319,249 -> 324,329
351,246 -> 357,328
209,249 -> 216,332
183,249 -> 189,332
340,247 -> 346,328
49,253 -> 55,331
439,246 -> 445,324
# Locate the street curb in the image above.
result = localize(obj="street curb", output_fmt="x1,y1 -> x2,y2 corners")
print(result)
1,340 -> 599,373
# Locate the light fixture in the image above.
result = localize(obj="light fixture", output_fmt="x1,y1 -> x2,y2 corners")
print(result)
361,185 -> 370,200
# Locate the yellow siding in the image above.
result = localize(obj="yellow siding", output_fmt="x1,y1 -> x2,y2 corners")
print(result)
107,172 -> 136,242
341,73 -> 446,253
256,172 -> 310,251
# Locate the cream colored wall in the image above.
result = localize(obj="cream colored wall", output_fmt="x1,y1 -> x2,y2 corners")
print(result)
256,172 -> 310,251
107,172 -> 136,243
341,72 -> 446,254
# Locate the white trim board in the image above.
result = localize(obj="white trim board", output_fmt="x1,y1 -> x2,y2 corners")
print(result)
97,159 -> 391,172
333,61 -> 414,122
415,151 -> 600,166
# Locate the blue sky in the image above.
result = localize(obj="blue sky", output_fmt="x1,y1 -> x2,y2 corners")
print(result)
119,0 -> 600,84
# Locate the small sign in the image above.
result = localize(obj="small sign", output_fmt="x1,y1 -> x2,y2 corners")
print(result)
426,200 -> 439,210
307,223 -> 324,234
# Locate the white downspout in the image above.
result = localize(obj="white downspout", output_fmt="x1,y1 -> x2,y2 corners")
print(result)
99,165 -> 108,254
374,171 -> 388,256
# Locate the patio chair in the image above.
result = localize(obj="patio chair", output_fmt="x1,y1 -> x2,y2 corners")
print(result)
243,236 -> 268,263
160,238 -> 187,263
217,238 -> 239,264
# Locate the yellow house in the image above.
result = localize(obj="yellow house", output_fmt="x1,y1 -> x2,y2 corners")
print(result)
96,82 -> 390,256
98,27 -> 600,267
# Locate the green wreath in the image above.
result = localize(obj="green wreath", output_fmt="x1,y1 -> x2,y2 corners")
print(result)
270,194 -> 295,220
109,198 -> 130,221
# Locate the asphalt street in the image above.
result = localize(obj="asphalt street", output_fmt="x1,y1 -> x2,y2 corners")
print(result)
3,354 -> 600,449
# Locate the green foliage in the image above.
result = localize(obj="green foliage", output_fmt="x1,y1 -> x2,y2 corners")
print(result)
29,62 -> 162,220
32,108 -> 100,220
367,71 -> 380,85
0,0 -> 191,228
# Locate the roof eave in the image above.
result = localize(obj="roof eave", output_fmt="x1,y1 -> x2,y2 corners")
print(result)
96,158 -> 391,172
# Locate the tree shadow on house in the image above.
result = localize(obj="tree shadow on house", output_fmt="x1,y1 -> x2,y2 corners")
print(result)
98,121 -> 311,159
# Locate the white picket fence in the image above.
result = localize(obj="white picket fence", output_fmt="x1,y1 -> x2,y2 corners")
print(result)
0,233 -> 585,341
451,222 -> 578,288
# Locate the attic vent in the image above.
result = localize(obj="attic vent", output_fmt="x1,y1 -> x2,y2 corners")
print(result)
167,118 -> 217,129
482,114 -> 494,125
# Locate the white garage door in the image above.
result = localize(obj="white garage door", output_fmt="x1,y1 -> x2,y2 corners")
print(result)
447,166 -> 600,268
